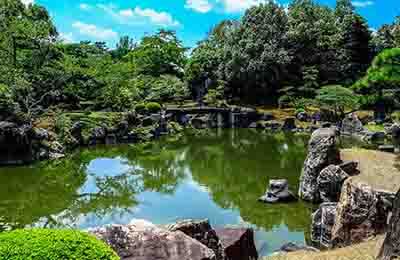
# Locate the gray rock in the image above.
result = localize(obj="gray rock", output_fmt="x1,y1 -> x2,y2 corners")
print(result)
90,126 -> 107,144
32,128 -> 49,140
276,242 -> 319,254
341,113 -> 364,136
167,219 -> 223,260
71,121 -> 84,144
258,112 -> 274,121
90,220 -> 216,260
391,124 -> 400,144
311,202 -> 338,248
296,112 -> 308,122
338,161 -> 359,176
299,128 -> 341,202
259,179 -> 297,203
282,117 -> 297,131
317,165 -> 350,202
215,228 -> 258,260
378,145 -> 395,153
331,179 -> 395,248
377,189 -> 400,260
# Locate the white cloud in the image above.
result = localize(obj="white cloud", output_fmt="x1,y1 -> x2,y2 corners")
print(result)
352,1 -> 374,7
21,0 -> 34,5
79,3 -> 92,11
185,0 -> 213,13
59,32 -> 75,43
72,21 -> 118,40
218,0 -> 265,13
98,4 -> 180,27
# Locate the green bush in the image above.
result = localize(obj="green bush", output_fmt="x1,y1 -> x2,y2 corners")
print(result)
135,103 -> 147,114
278,95 -> 292,108
146,102 -> 162,113
0,228 -> 118,260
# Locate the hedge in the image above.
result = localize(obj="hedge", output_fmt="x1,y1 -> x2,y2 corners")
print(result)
0,229 -> 118,260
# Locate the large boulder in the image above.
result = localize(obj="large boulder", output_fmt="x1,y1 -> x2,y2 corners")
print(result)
90,220 -> 216,260
377,189 -> 400,260
215,228 -> 258,260
311,202 -> 338,248
258,179 -> 297,203
331,179 -> 395,248
317,165 -> 351,202
299,128 -> 341,202
167,219 -> 224,260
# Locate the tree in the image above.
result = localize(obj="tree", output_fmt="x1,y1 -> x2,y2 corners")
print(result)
111,36 -> 135,60
372,16 -> 400,53
353,48 -> 400,115
316,85 -> 360,119
340,14 -> 372,83
218,2 -> 291,103
127,30 -> 187,77
287,0 -> 339,91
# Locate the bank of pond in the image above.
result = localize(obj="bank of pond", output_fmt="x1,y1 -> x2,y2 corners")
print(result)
0,129 -> 390,257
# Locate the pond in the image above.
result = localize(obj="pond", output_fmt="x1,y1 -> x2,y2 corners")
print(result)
0,129 -> 315,257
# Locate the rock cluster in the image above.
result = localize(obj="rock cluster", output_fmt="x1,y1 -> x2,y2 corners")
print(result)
90,219 -> 258,260
299,128 -> 341,202
331,179 -> 395,248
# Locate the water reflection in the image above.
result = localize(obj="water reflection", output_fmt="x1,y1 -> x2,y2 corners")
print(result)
0,129 -> 313,255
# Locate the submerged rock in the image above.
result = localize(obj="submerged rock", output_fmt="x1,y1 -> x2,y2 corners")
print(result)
167,219 -> 224,260
299,128 -> 341,202
215,228 -> 258,260
377,189 -> 400,260
90,220 -> 216,260
331,179 -> 395,248
258,179 -> 297,203
311,202 -> 338,248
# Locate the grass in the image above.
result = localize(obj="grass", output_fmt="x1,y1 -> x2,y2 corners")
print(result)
365,123 -> 385,132
264,237 -> 384,260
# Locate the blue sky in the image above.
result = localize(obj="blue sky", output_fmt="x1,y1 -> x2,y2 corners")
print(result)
25,0 -> 400,48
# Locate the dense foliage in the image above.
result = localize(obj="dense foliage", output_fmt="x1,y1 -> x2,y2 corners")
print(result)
316,85 -> 360,118
0,0 -> 399,118
0,229 -> 118,260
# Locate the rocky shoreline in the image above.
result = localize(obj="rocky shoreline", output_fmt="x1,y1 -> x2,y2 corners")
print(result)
89,219 -> 258,260
0,106 -> 341,166
2,108 -> 400,259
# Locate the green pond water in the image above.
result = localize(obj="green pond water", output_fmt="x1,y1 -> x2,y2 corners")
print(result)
0,129 -> 315,256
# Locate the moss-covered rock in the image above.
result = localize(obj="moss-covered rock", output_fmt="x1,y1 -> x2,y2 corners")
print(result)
0,229 -> 118,260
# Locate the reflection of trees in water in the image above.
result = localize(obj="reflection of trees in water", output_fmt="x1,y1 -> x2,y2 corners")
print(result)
184,131 -> 313,233
0,130 -> 313,235
0,143 -> 188,230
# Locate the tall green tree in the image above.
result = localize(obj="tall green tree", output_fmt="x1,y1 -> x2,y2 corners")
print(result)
218,2 -> 291,103
353,48 -> 400,114
127,30 -> 187,77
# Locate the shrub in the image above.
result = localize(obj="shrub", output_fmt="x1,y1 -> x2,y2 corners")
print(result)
0,229 -> 118,260
135,103 -> 147,114
146,102 -> 162,113
278,95 -> 292,108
